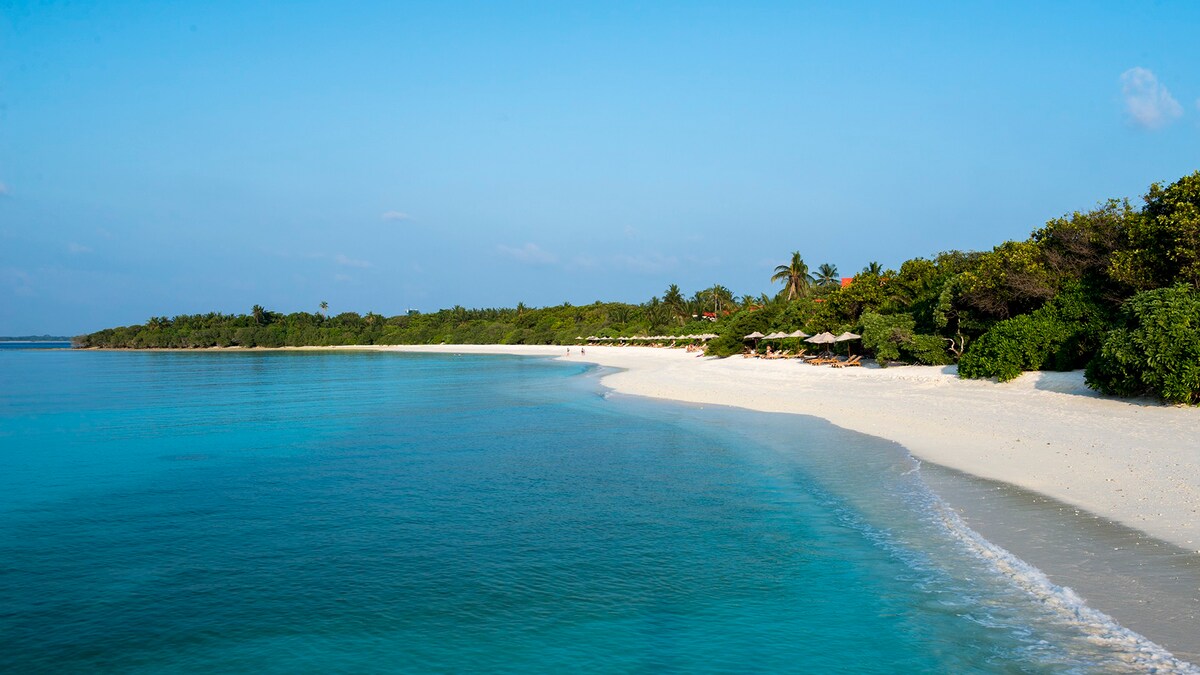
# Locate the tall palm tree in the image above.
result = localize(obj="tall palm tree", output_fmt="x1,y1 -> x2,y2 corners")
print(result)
771,251 -> 814,300
862,261 -> 884,276
319,300 -> 328,316
251,305 -> 266,325
815,263 -> 840,287
643,297 -> 668,330
663,284 -> 687,324
704,284 -> 735,314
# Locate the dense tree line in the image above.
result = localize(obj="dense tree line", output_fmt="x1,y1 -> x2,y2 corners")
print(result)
77,171 -> 1200,403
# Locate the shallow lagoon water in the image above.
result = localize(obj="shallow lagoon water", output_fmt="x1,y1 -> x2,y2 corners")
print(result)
0,350 -> 1194,672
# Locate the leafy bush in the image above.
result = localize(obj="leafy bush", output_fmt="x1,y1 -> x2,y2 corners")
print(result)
958,285 -> 1111,381
860,312 -> 914,364
1086,284 -> 1200,404
705,307 -> 777,357
860,312 -> 952,366
908,334 -> 954,365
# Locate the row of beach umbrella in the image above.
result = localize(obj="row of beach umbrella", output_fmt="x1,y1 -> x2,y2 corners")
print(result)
744,330 -> 859,343
744,329 -> 861,354
579,334 -> 719,342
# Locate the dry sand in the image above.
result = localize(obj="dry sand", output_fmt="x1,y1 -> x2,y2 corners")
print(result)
358,344 -> 1200,553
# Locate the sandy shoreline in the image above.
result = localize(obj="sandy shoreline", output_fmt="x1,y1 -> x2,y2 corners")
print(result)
294,343 -> 1199,555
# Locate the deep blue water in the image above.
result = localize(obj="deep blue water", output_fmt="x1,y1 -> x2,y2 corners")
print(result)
0,350 -> 1191,673
0,341 -> 72,349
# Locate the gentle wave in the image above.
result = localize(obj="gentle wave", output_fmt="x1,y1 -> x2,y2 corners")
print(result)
930,494 -> 1198,673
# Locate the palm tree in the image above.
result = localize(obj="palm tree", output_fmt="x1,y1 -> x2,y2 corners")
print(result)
704,284 -> 735,314
862,261 -> 884,276
643,297 -> 668,330
319,301 -> 328,316
771,251 -> 814,300
251,305 -> 266,325
608,305 -> 633,325
663,284 -> 687,324
815,263 -> 840,287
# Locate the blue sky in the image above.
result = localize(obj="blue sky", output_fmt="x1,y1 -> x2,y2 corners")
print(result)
1,1 -> 1198,335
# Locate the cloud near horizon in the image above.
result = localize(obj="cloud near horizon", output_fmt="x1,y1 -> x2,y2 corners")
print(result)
613,252 -> 679,275
381,210 -> 411,222
1120,67 -> 1183,129
497,242 -> 558,265
334,253 -> 372,268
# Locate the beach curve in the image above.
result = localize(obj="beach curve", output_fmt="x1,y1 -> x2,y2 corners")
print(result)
358,344 -> 1200,554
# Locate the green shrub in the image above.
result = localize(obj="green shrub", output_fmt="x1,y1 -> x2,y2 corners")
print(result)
860,312 -> 913,364
908,334 -> 954,365
958,285 -> 1111,381
1085,284 -> 1200,404
860,311 -> 952,365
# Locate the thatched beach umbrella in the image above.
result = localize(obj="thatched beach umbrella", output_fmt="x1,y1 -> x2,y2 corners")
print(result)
805,331 -> 837,356
744,331 -> 765,350
834,331 -> 861,356
787,330 -> 810,339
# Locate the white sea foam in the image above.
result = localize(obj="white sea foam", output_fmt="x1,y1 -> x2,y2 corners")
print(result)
926,487 -> 1199,673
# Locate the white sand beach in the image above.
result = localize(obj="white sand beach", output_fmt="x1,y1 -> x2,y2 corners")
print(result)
363,344 -> 1200,553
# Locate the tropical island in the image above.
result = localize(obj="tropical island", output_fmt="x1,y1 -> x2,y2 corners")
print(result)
76,171 -> 1200,404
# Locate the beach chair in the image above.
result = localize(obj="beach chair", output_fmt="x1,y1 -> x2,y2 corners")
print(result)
831,355 -> 862,368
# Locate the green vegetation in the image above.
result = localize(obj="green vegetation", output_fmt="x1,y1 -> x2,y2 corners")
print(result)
77,171 -> 1200,403
1086,285 -> 1200,404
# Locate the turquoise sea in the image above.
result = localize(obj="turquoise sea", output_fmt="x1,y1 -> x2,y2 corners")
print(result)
0,348 -> 1193,673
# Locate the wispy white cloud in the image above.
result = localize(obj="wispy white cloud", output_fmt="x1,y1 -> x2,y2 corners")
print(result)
67,242 -> 92,254
333,273 -> 353,283
570,255 -> 600,270
3,267 -> 34,296
1120,67 -> 1183,129
381,210 -> 411,222
334,253 -> 372,268
613,252 -> 679,274
497,242 -> 558,265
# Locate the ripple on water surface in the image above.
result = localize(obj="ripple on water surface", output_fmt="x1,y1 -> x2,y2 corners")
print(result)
0,350 -> 1194,673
